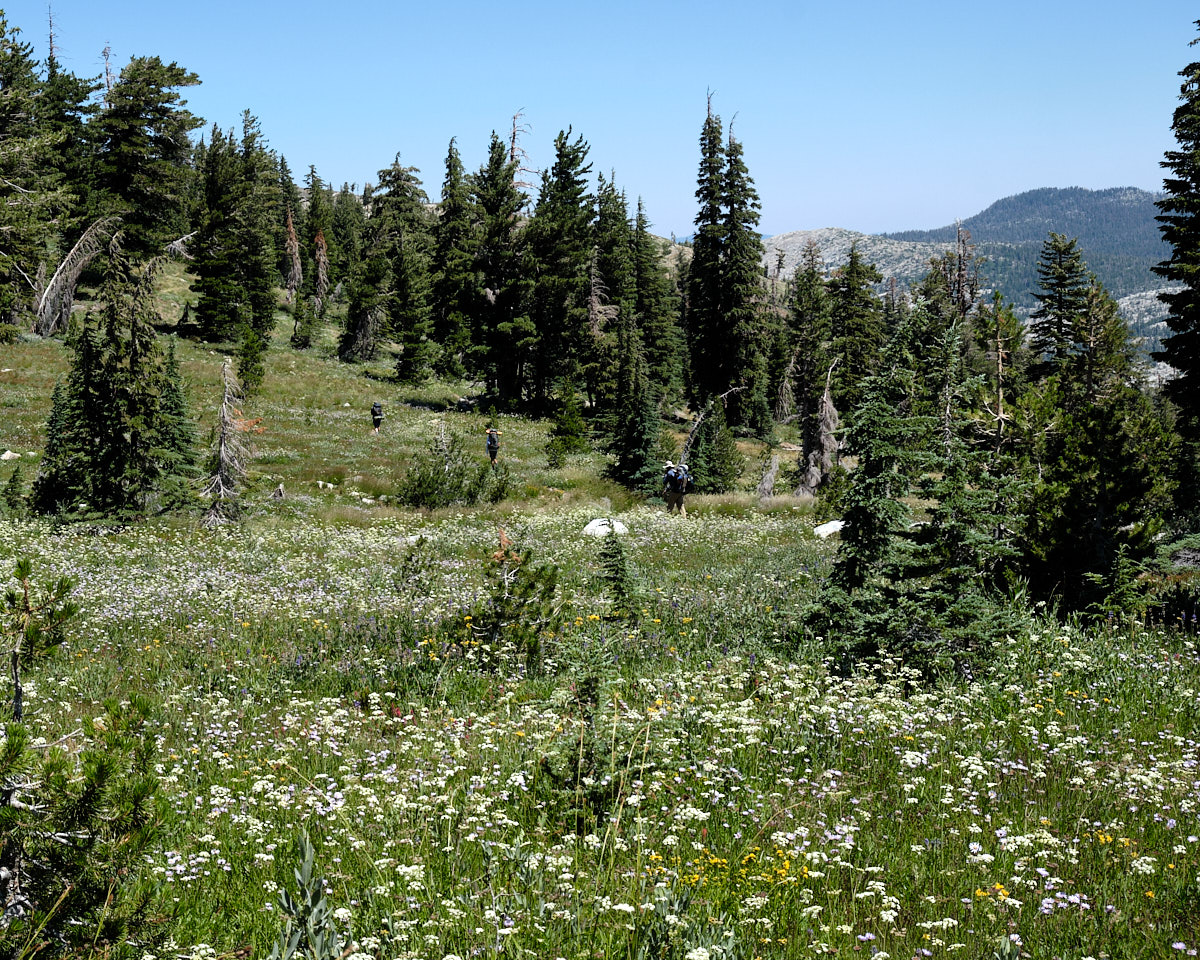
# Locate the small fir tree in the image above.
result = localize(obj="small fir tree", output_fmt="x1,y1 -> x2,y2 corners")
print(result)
2,465 -> 24,515
597,531 -> 638,619
687,402 -> 744,494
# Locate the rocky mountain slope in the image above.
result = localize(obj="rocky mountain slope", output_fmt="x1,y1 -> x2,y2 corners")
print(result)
760,186 -> 1175,349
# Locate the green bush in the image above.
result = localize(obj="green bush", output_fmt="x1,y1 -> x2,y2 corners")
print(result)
396,426 -> 504,508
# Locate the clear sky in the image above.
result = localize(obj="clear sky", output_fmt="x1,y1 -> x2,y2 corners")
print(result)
5,1 -> 1195,237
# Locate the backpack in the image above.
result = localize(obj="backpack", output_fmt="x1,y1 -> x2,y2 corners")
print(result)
371,402 -> 382,418
666,467 -> 687,494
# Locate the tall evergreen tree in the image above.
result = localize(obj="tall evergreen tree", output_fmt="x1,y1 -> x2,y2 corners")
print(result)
524,128 -> 595,407
720,132 -> 769,434
0,16 -> 68,336
33,249 -> 195,515
633,200 -> 684,402
685,101 -> 726,406
471,132 -> 528,404
827,243 -> 884,410
1154,20 -> 1200,438
430,137 -> 477,378
302,167 -> 336,303
606,343 -> 662,492
35,45 -> 100,245
1020,240 -> 1177,605
1028,232 -> 1090,380
191,124 -> 242,341
586,173 -> 635,417
90,56 -> 202,257
275,155 -> 304,281
331,182 -> 365,284
192,113 -> 279,392
783,241 -> 833,462
378,159 -> 435,381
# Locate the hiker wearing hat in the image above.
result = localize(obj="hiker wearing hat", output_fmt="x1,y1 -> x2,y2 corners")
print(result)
663,460 -> 691,516
485,427 -> 502,468
371,401 -> 384,434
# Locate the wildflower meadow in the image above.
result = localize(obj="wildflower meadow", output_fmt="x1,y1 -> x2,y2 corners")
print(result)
3,501 -> 1200,960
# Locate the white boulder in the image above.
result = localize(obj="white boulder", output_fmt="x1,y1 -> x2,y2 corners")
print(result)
583,518 -> 628,537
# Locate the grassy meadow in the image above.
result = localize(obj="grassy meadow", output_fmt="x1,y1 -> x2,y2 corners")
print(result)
2,299 -> 1200,959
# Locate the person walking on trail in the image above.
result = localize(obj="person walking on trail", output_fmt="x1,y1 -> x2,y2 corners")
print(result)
485,428 -> 502,467
371,401 -> 384,434
663,460 -> 690,516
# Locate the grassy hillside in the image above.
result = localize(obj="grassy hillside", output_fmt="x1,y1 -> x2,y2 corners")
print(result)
2,304 -> 1200,959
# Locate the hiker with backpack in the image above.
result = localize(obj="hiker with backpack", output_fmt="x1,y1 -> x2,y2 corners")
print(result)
485,428 -> 502,467
371,401 -> 383,434
662,460 -> 691,516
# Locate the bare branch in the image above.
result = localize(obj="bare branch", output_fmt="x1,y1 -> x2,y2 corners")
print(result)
34,216 -> 121,337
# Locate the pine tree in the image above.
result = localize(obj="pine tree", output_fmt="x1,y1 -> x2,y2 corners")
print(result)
967,292 -> 1027,454
373,159 -> 434,382
471,132 -> 528,404
313,228 -> 331,316
688,402 -> 744,494
303,167 -> 337,299
91,56 -> 202,257
32,249 -> 195,515
827,243 -> 884,411
587,174 -> 634,415
192,124 -> 243,341
524,128 -> 595,407
2,560 -> 163,956
290,292 -> 317,350
430,137 -> 477,378
157,337 -> 199,503
1154,20 -> 1200,438
606,345 -> 662,492
36,47 -> 100,233
685,100 -> 726,406
275,155 -> 305,283
633,200 -> 684,401
330,182 -> 365,283
1029,232 -> 1090,380
720,132 -> 770,434
0,15 -> 69,336
1020,240 -> 1178,605
784,241 -> 833,462
549,382 -> 591,455
193,113 -> 279,391
2,464 -> 24,515
338,237 -> 388,363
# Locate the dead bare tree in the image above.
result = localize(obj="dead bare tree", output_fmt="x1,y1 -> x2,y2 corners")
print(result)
285,209 -> 302,304
587,253 -> 618,338
756,452 -> 780,500
794,359 -> 840,497
202,361 -> 256,526
313,229 -> 330,314
32,216 -> 120,337
774,344 -> 801,422
101,44 -> 114,103
508,109 -> 537,193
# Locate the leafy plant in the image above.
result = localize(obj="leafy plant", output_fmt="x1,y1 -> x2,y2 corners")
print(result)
268,833 -> 345,960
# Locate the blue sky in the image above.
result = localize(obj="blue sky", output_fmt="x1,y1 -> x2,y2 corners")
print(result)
6,1 -> 1195,237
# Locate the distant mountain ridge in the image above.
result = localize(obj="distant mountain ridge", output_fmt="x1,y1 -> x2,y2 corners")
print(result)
761,186 -> 1173,349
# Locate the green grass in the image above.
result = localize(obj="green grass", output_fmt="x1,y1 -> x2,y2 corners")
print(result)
3,318 -> 1200,960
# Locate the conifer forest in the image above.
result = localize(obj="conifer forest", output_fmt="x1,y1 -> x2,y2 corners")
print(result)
4,8 -> 1200,960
